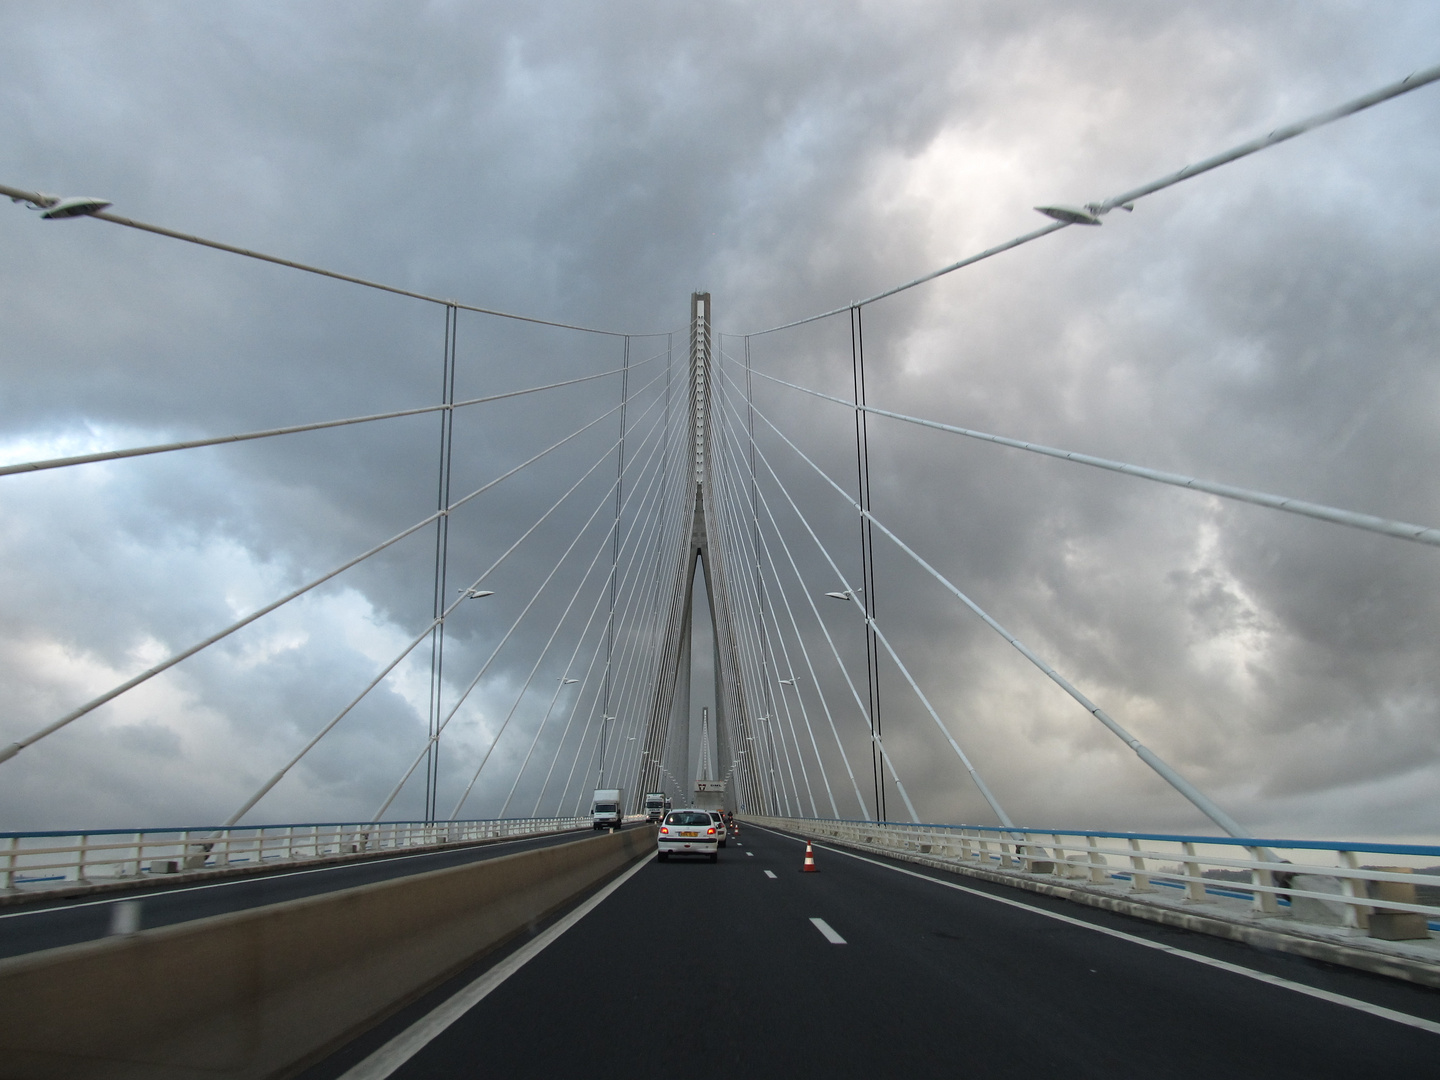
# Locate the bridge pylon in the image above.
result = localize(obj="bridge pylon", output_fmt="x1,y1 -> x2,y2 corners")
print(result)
634,294 -> 765,813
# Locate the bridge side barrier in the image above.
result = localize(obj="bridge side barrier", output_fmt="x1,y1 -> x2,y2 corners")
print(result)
0,824 -> 656,1079
745,816 -> 1440,986
0,815 -> 591,896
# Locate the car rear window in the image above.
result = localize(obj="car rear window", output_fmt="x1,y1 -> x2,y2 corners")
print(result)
665,812 -> 712,826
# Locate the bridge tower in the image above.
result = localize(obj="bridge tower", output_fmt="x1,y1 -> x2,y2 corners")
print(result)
634,294 -> 765,813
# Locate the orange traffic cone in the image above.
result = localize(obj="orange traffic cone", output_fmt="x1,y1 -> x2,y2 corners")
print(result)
801,842 -> 818,872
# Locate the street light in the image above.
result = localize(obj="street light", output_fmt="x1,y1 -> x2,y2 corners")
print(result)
12,191 -> 112,219
458,588 -> 495,599
599,715 -> 616,786
1034,203 -> 1103,226
779,678 -> 795,686
558,677 -> 578,684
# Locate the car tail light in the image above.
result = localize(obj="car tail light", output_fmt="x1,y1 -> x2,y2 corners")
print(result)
707,827 -> 715,835
660,827 -> 669,834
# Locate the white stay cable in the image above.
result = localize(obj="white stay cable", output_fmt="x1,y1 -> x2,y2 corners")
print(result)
561,399 -> 692,813
481,400 -> 680,818
713,370 -> 852,814
373,472 -> 622,823
375,383 -> 673,822
0,182 -> 671,339
616,439 -> 694,799
739,374 -> 1249,837
0,382 -> 634,769
716,414 -> 841,818
758,584 -> 821,816
720,449 -> 812,817
573,419 -> 680,799
713,380 -> 924,821
531,629 -> 609,816
715,382 -> 873,817
755,513 -> 852,819
460,384 -> 679,818
742,364 -> 1440,550
0,362 -> 654,479
223,388 -> 668,824
713,407 -> 826,818
711,435 -> 803,815
601,472 -> 691,806
740,62 -> 1440,338
717,372 -> 1015,827
606,403 -> 695,794
530,421 -> 686,819
710,397 -> 873,817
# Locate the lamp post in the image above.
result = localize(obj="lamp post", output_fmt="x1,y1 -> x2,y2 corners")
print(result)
598,715 -> 615,787
426,587 -> 494,822
823,585 -> 884,819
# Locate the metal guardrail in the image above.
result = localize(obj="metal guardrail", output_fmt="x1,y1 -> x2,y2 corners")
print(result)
0,816 -> 592,892
746,817 -> 1440,938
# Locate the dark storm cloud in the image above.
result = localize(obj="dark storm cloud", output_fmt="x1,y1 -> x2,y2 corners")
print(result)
1,1 -> 1437,838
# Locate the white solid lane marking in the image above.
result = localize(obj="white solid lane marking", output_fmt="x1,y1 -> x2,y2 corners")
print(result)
750,825 -> 1440,1038
810,917 -> 846,944
338,854 -> 652,1079
764,870 -> 777,879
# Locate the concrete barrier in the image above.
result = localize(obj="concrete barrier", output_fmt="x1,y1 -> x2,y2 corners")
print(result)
0,825 -> 656,1079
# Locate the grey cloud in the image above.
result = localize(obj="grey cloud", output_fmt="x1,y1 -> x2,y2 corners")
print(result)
2,1 -> 1439,840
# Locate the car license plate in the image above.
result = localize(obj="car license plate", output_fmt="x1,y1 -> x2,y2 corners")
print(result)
681,831 -> 697,837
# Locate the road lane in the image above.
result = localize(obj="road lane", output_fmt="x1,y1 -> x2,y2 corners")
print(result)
0,826 -> 595,959
308,822 -> 1440,1079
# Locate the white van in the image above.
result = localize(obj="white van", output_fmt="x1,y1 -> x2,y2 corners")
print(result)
592,788 -> 624,829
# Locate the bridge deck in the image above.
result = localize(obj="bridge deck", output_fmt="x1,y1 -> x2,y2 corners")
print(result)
306,825 -> 1440,1079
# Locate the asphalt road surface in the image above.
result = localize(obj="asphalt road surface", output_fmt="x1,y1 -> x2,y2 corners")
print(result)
0,826 -> 595,959
306,821 -> 1440,1079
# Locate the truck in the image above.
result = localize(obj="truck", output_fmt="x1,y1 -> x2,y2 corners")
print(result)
591,788 -> 624,830
643,792 -> 670,823
693,779 -> 726,812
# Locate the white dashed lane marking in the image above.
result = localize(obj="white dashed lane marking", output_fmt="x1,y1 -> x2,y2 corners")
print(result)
764,870 -> 777,879
810,917 -> 846,944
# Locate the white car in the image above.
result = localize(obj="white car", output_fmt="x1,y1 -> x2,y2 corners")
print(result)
657,810 -> 719,862
707,810 -> 728,848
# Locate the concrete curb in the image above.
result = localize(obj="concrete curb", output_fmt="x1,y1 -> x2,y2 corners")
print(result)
0,825 -> 657,1079
756,820 -> 1440,990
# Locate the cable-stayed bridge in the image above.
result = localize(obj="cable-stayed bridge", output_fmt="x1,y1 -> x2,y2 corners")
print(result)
3,65 -> 1440,1079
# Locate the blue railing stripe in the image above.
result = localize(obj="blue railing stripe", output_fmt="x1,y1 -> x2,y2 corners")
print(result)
766,817 -> 1440,858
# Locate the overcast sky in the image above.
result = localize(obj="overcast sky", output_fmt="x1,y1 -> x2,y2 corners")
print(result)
2,1 -> 1438,841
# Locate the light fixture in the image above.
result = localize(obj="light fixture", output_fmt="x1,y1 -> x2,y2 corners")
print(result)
458,588 -> 494,599
16,192 -> 113,219
42,196 -> 112,219
1034,204 -> 1101,226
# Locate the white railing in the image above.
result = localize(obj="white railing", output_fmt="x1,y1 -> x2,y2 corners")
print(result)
0,816 -> 591,893
745,816 -> 1440,939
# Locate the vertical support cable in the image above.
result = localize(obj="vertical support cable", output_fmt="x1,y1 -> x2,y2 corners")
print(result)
746,334 -> 782,813
600,336 -> 631,788
425,305 -> 458,823
851,306 -> 884,820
